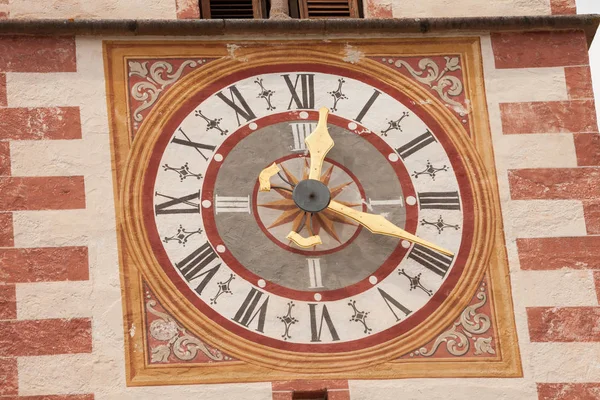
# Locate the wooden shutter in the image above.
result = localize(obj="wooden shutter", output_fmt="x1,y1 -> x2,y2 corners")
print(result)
200,0 -> 265,18
298,0 -> 359,18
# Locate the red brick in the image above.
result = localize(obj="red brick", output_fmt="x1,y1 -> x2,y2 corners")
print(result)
528,307 -> 600,342
0,284 -> 16,319
176,0 -> 200,18
583,201 -> 600,234
517,236 -> 600,270
272,380 -> 349,392
0,12 -> 8,19
0,141 -> 9,176
0,318 -> 92,356
0,36 -> 76,72
574,133 -> 600,166
509,168 -> 600,201
2,396 -> 95,400
327,392 -> 351,400
0,357 -> 17,395
594,271 -> 600,304
366,0 -> 393,18
538,383 -> 600,400
0,73 -> 6,106
550,0 -> 577,15
491,31 -> 588,69
0,246 -> 89,283
272,394 -> 292,400
500,101 -> 597,134
565,66 -> 594,99
0,107 -> 81,141
0,176 -> 85,211
0,212 -> 12,247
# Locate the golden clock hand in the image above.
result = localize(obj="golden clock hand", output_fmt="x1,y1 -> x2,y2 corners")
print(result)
305,107 -> 334,180
259,162 -> 281,192
286,231 -> 322,248
327,200 -> 454,257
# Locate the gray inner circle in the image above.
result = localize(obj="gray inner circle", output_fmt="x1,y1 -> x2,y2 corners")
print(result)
213,121 -> 406,291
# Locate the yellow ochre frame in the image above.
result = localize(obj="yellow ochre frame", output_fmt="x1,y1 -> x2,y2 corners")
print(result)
104,37 -> 522,386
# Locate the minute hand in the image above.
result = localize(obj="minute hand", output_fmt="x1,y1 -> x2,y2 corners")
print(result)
327,200 -> 454,257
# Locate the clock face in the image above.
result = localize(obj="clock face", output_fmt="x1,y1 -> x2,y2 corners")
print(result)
142,66 -> 476,353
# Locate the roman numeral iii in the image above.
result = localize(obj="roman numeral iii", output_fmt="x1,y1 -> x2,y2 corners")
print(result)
418,191 -> 461,210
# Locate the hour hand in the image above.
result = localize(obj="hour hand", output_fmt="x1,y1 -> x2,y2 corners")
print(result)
258,163 -> 281,192
327,200 -> 454,256
305,107 -> 334,180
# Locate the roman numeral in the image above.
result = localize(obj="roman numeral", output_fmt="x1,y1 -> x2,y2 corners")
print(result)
396,130 -> 437,159
215,195 -> 251,214
282,74 -> 315,109
170,128 -> 216,161
307,258 -> 323,288
409,244 -> 454,278
355,89 -> 381,123
176,242 -> 221,295
232,288 -> 269,333
378,288 -> 411,321
216,85 -> 257,125
368,197 -> 404,208
308,304 -> 340,342
418,191 -> 461,210
290,122 -> 316,151
155,192 -> 200,215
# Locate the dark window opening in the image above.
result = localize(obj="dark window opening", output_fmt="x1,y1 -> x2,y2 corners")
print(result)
292,390 -> 328,400
199,0 -> 362,18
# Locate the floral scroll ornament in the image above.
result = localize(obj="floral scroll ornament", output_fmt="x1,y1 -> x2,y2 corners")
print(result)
390,56 -> 468,116
409,283 -> 496,358
147,299 -> 230,363
128,60 -> 203,127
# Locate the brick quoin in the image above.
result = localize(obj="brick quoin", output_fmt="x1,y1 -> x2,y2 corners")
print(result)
508,168 -> 600,200
500,101 -> 598,134
565,66 -> 594,99
366,0 -> 393,18
176,0 -> 201,18
528,307 -> 600,342
0,246 -> 89,283
550,0 -> 577,15
0,176 -> 86,211
517,236 -> 600,270
0,141 -> 10,176
0,107 -> 82,141
574,133 -> 600,166
0,318 -> 92,356
583,202 -> 600,234
0,36 -> 76,72
0,357 -> 17,395
0,284 -> 16,319
491,31 -> 588,69
538,383 -> 600,400
0,212 -> 13,247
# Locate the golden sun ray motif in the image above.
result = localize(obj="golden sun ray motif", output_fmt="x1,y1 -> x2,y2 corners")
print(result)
259,159 -> 360,248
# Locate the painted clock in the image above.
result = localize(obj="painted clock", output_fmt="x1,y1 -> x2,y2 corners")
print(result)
117,42 -> 508,376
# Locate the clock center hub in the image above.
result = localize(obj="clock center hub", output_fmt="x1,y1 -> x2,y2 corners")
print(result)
292,179 -> 331,213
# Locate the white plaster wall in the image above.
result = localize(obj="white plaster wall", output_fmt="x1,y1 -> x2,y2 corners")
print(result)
7,33 -> 599,399
391,0 -> 550,18
8,0 -> 177,19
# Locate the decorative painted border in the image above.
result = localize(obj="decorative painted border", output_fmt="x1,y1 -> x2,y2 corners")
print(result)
103,38 -> 521,385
